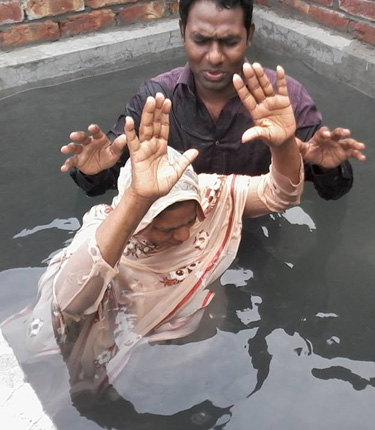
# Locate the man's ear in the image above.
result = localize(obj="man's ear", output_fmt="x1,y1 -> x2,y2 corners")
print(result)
179,20 -> 185,41
247,23 -> 255,47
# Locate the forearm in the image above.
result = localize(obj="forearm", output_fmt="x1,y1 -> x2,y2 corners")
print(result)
96,188 -> 154,267
269,137 -> 302,185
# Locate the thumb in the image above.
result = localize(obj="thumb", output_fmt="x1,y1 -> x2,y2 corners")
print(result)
173,149 -> 199,178
242,126 -> 271,143
112,134 -> 127,156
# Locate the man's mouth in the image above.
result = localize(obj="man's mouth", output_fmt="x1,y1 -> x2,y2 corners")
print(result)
203,70 -> 225,81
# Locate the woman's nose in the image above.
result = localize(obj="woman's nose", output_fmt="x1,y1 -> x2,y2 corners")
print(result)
173,226 -> 190,243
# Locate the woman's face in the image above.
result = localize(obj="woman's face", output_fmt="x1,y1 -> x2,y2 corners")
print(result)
144,201 -> 198,247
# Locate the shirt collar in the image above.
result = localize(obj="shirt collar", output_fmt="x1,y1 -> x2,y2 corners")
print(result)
176,63 -> 196,95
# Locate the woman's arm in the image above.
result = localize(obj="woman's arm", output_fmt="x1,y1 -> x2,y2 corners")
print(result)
233,63 -> 303,218
55,94 -> 198,316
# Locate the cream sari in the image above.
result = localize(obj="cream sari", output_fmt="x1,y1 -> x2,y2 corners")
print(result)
2,148 -> 303,394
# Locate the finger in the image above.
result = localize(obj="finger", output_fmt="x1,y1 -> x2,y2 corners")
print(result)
160,98 -> 171,141
233,73 -> 257,112
139,96 -> 156,142
87,124 -> 108,142
349,149 -> 366,161
152,93 -> 165,138
112,134 -> 128,156
275,65 -> 289,98
124,116 -> 140,153
330,127 -> 350,141
242,62 -> 266,103
60,143 -> 84,155
172,149 -> 199,178
60,156 -> 79,173
69,131 -> 91,145
252,63 -> 274,97
339,138 -> 366,151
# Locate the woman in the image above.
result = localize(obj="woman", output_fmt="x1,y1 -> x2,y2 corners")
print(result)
2,63 -> 304,394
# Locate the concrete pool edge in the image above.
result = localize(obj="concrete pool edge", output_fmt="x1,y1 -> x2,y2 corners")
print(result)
0,8 -> 374,99
0,329 -> 56,430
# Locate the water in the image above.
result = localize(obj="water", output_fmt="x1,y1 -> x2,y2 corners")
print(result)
1,46 -> 374,429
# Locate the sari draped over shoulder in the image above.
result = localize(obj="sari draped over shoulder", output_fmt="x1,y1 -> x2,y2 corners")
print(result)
1,148 -> 303,395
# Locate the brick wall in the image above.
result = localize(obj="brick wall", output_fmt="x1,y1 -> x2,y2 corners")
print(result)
2,1 -> 374,50
0,0 -> 178,49
255,0 -> 375,46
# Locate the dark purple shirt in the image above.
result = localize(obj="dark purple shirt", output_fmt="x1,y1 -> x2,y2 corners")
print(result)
71,64 -> 352,199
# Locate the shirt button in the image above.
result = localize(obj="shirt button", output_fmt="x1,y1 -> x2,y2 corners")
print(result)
215,140 -> 220,146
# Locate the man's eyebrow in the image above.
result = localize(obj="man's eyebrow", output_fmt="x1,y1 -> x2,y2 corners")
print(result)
192,33 -> 241,42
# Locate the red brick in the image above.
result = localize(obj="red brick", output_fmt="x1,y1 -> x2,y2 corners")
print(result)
351,21 -> 375,45
169,0 -> 179,15
281,0 -> 310,15
309,5 -> 350,30
60,9 -> 115,37
118,1 -> 166,24
86,0 -> 135,8
26,0 -> 84,20
310,0 -> 333,6
0,1 -> 23,25
0,19 -> 59,47
340,0 -> 375,22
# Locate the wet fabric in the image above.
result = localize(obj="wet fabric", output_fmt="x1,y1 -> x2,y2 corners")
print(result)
2,148 -> 303,396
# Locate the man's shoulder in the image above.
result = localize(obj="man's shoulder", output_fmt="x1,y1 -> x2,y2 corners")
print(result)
150,66 -> 186,91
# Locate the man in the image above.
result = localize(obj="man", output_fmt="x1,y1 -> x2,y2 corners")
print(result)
61,0 -> 365,198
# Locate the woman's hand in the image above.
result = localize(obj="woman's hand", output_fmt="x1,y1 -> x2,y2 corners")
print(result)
297,126 -> 366,169
233,62 -> 296,147
124,93 -> 198,201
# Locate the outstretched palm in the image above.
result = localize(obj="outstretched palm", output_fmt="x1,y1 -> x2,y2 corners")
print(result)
60,124 -> 127,174
233,63 -> 296,147
125,95 -> 198,201
298,127 -> 366,169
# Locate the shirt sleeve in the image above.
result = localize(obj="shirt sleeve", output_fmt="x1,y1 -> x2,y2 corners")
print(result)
243,158 -> 304,218
54,205 -> 119,320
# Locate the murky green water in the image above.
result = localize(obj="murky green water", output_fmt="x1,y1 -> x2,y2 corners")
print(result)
1,46 -> 374,429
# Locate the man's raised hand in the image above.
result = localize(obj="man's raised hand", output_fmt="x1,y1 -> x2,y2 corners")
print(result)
60,124 -> 127,174
297,126 -> 366,169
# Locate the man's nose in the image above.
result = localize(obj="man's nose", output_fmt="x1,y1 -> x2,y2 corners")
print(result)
173,226 -> 190,243
206,41 -> 224,65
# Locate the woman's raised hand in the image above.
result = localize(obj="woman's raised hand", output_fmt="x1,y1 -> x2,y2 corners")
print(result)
125,93 -> 198,201
233,63 -> 296,147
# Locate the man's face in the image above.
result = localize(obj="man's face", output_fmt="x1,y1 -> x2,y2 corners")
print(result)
181,0 -> 253,96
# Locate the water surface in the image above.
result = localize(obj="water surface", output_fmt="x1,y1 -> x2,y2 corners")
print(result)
1,46 -> 374,430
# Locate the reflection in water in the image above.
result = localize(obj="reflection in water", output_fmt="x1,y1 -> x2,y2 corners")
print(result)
13,218 -> 81,238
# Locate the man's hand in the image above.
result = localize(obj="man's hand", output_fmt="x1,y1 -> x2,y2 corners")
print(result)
233,62 -> 296,147
60,124 -> 127,175
297,126 -> 366,169
125,94 -> 198,201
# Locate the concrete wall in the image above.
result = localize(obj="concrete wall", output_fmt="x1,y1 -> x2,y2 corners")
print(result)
0,0 -> 178,49
254,0 -> 375,46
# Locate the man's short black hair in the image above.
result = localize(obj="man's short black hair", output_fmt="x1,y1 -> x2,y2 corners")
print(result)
179,0 -> 254,30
